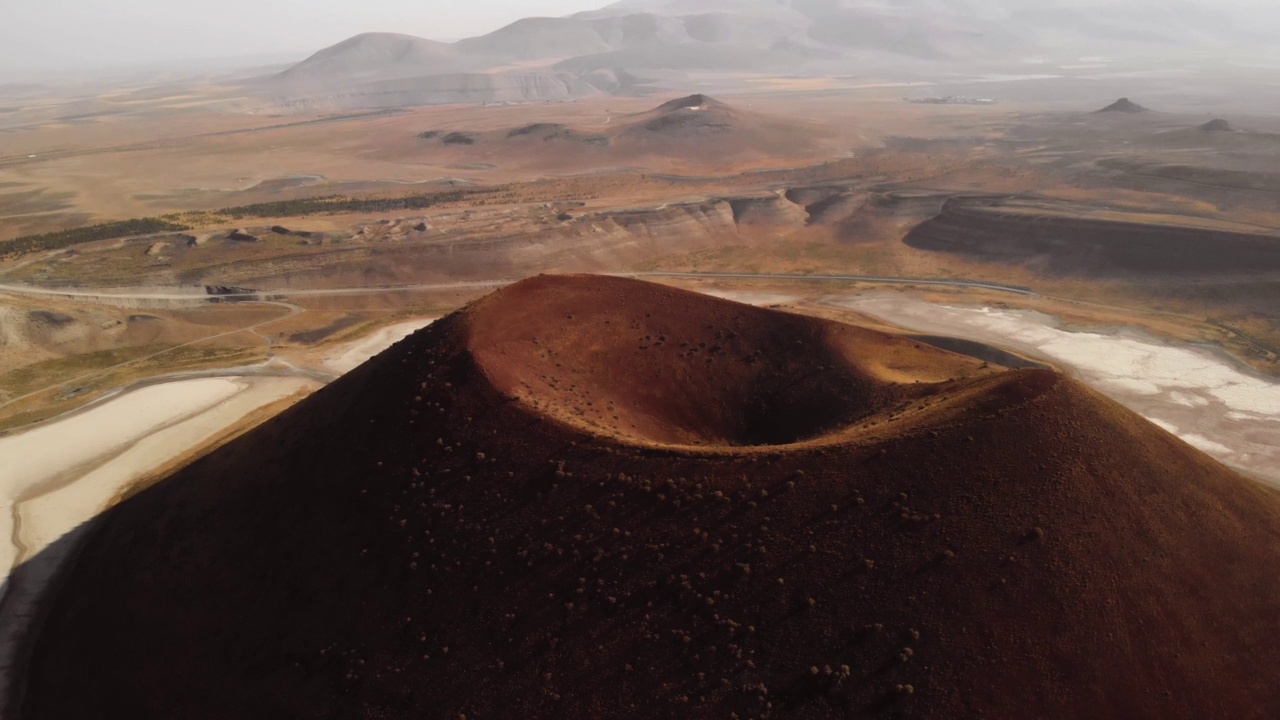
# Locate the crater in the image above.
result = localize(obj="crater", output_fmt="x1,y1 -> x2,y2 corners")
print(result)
465,275 -> 997,448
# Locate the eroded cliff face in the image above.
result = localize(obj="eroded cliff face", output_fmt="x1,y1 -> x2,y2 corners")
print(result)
507,201 -> 746,271
146,183 -> 894,291
178,200 -> 758,289
784,186 -> 868,225
727,193 -> 811,227
602,200 -> 740,237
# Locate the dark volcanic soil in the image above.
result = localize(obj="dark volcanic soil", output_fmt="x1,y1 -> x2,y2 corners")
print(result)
904,198 -> 1280,276
19,275 -> 1280,719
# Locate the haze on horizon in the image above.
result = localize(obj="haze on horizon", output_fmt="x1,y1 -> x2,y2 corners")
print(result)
4,0 -> 1280,79
0,0 -> 608,76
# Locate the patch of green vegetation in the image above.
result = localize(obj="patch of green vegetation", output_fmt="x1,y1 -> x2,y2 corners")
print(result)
0,217 -> 191,257
163,210 -> 229,227
2,345 -> 168,395
806,243 -> 904,276
0,345 -> 266,434
0,403 -> 67,435
637,245 -> 761,273
161,345 -> 261,366
0,186 -> 491,258
218,190 -> 473,219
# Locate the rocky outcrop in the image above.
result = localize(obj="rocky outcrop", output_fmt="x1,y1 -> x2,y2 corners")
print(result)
600,200 -> 739,238
726,193 -> 809,227
783,186 -> 866,225
441,132 -> 475,145
204,285 -> 257,296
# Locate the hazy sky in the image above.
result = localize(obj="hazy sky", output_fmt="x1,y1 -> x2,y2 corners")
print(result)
0,0 -> 611,73
5,0 -> 1279,76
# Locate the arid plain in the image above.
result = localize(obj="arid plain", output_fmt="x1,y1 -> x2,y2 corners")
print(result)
4,71 -> 1280,417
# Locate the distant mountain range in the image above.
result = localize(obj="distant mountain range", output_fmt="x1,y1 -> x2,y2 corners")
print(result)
260,0 -> 1266,108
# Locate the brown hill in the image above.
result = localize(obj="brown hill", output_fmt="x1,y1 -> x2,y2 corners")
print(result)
622,93 -> 741,138
413,95 -> 830,170
279,32 -> 465,80
608,94 -> 831,163
18,275 -> 1280,719
1142,120 -> 1280,153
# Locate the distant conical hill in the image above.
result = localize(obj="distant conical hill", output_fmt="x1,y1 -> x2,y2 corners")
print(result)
626,93 -> 741,137
654,93 -> 727,113
20,275 -> 1280,719
1095,97 -> 1149,113
1199,118 -> 1235,132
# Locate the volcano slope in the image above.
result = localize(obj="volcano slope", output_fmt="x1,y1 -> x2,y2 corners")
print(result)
20,275 -> 1280,719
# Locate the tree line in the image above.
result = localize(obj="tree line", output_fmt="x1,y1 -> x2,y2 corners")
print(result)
0,218 -> 190,257
218,190 -> 472,219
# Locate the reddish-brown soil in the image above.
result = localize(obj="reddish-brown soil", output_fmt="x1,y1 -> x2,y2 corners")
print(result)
19,275 -> 1280,719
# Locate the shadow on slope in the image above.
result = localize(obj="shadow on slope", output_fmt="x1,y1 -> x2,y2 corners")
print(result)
904,197 -> 1280,276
